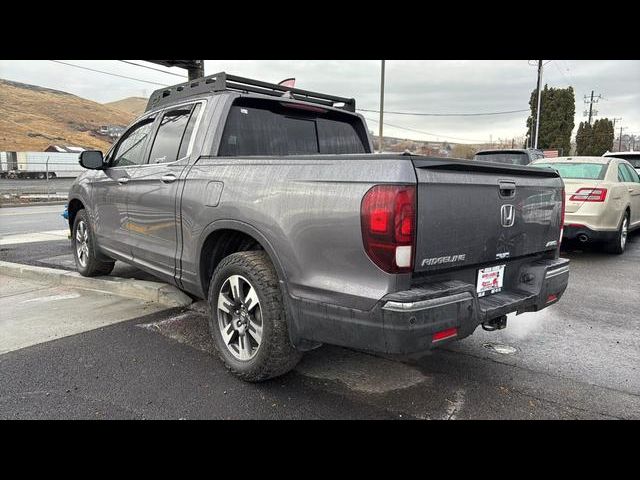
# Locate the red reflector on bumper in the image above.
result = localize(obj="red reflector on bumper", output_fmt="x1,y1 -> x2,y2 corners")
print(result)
546,294 -> 558,303
433,327 -> 458,342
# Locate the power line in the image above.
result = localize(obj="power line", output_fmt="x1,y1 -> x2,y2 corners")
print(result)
49,60 -> 170,87
118,60 -> 188,78
357,107 -> 529,117
364,116 -> 487,143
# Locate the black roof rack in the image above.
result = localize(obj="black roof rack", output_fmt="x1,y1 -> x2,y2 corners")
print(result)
145,72 -> 356,113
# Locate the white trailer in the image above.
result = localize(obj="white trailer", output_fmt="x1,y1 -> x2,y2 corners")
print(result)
13,152 -> 84,179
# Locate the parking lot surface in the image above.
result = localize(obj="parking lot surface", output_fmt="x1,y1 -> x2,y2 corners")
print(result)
0,207 -> 638,419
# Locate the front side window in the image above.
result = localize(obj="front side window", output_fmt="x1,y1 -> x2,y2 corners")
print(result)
148,105 -> 196,164
111,118 -> 155,167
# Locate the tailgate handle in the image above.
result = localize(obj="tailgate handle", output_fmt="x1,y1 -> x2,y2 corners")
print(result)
499,181 -> 516,198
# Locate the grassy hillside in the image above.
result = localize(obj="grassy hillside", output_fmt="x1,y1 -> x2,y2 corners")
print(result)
104,97 -> 148,116
0,79 -> 136,152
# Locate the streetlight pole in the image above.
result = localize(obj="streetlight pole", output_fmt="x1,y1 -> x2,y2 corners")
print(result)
534,60 -> 543,149
378,60 -> 385,153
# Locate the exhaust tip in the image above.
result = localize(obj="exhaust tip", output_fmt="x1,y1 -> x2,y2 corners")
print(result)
578,234 -> 589,243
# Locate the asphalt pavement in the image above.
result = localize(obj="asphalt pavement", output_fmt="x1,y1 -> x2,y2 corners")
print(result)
0,204 -> 68,235
0,205 -> 638,419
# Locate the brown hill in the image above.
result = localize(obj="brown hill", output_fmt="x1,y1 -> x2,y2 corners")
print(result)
104,97 -> 148,116
0,79 -> 136,152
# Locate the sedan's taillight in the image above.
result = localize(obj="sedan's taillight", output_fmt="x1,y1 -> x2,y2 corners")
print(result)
361,185 -> 416,273
569,188 -> 607,202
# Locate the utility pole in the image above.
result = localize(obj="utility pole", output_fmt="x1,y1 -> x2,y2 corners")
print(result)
618,125 -> 627,151
583,90 -> 601,124
612,117 -> 622,130
534,60 -> 543,149
378,60 -> 385,153
187,60 -> 205,81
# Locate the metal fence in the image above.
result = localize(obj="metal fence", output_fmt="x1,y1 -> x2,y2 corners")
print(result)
0,160 -> 81,204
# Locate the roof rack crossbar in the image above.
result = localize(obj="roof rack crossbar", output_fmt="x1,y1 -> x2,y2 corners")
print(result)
145,72 -> 356,113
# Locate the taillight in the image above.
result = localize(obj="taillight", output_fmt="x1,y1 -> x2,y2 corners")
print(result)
569,188 -> 607,202
361,184 -> 416,273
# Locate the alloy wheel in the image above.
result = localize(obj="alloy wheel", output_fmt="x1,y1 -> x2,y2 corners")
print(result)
217,274 -> 263,361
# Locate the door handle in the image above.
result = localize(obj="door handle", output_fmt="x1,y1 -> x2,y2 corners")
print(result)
629,188 -> 635,193
161,174 -> 177,184
117,177 -> 129,185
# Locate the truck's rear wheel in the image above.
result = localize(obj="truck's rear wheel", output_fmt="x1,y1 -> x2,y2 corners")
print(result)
72,209 -> 115,276
207,251 -> 302,382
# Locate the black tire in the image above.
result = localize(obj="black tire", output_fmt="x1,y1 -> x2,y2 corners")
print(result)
72,209 -> 115,276
207,250 -> 302,382
606,211 -> 629,255
37,172 -> 45,180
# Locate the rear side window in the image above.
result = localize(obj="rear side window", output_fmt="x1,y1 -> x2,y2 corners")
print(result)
618,164 -> 635,182
148,104 -> 198,164
218,100 -> 369,156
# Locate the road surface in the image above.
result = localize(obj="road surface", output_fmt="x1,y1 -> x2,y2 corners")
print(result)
0,205 -> 638,419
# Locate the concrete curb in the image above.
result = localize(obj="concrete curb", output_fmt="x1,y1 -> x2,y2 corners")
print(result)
0,260 -> 193,308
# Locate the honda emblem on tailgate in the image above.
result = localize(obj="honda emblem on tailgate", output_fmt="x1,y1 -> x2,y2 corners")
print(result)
501,204 -> 515,228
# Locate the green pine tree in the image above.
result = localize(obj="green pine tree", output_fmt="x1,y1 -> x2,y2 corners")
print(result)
526,85 -> 575,155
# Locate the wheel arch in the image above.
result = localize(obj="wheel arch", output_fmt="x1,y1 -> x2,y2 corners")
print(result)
197,220 -> 288,299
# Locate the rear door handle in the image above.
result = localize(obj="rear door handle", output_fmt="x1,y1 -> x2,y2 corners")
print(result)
117,177 -> 129,185
629,188 -> 635,193
161,174 -> 177,184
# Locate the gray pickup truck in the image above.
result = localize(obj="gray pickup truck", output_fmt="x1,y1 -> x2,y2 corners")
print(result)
70,73 -> 570,381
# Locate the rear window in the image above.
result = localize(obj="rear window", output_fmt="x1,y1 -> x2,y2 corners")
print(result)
218,99 -> 369,156
533,162 -> 607,180
606,154 -> 640,169
474,152 -> 530,165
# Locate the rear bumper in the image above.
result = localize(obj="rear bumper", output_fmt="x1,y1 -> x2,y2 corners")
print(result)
563,224 -> 617,243
289,257 -> 570,354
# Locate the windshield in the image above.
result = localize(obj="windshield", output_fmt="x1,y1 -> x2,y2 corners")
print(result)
474,152 -> 529,165
533,162 -> 607,180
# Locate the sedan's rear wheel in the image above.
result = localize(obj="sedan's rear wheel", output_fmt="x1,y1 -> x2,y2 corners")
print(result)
607,212 -> 629,255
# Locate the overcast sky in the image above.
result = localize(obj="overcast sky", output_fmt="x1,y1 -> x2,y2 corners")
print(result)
1,60 -> 638,144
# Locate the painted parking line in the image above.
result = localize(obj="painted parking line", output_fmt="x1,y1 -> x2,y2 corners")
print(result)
0,229 -> 69,245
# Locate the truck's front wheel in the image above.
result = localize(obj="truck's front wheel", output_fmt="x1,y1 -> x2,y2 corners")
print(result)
208,251 -> 302,382
72,209 -> 115,276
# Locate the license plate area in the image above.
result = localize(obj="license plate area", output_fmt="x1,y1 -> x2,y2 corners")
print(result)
476,264 -> 505,297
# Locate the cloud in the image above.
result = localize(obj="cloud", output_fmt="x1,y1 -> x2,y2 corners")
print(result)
1,60 -> 638,144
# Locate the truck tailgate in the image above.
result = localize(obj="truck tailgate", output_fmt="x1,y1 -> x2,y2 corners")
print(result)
411,158 -> 564,273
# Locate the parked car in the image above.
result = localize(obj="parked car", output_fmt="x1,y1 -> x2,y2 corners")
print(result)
531,156 -> 640,253
603,151 -> 640,175
473,148 -> 545,165
69,72 -> 570,381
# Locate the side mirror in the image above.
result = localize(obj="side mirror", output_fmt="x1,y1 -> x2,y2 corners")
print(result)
79,150 -> 105,170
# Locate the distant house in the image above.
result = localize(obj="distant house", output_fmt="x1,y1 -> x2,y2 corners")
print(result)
44,145 -> 87,153
98,125 -> 126,139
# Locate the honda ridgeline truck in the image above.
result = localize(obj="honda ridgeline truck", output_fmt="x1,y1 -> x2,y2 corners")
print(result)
69,73 -> 570,381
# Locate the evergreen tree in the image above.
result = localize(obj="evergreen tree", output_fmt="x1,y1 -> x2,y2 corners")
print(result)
575,118 -> 614,155
576,121 -> 592,155
526,85 -> 575,155
591,118 -> 614,155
